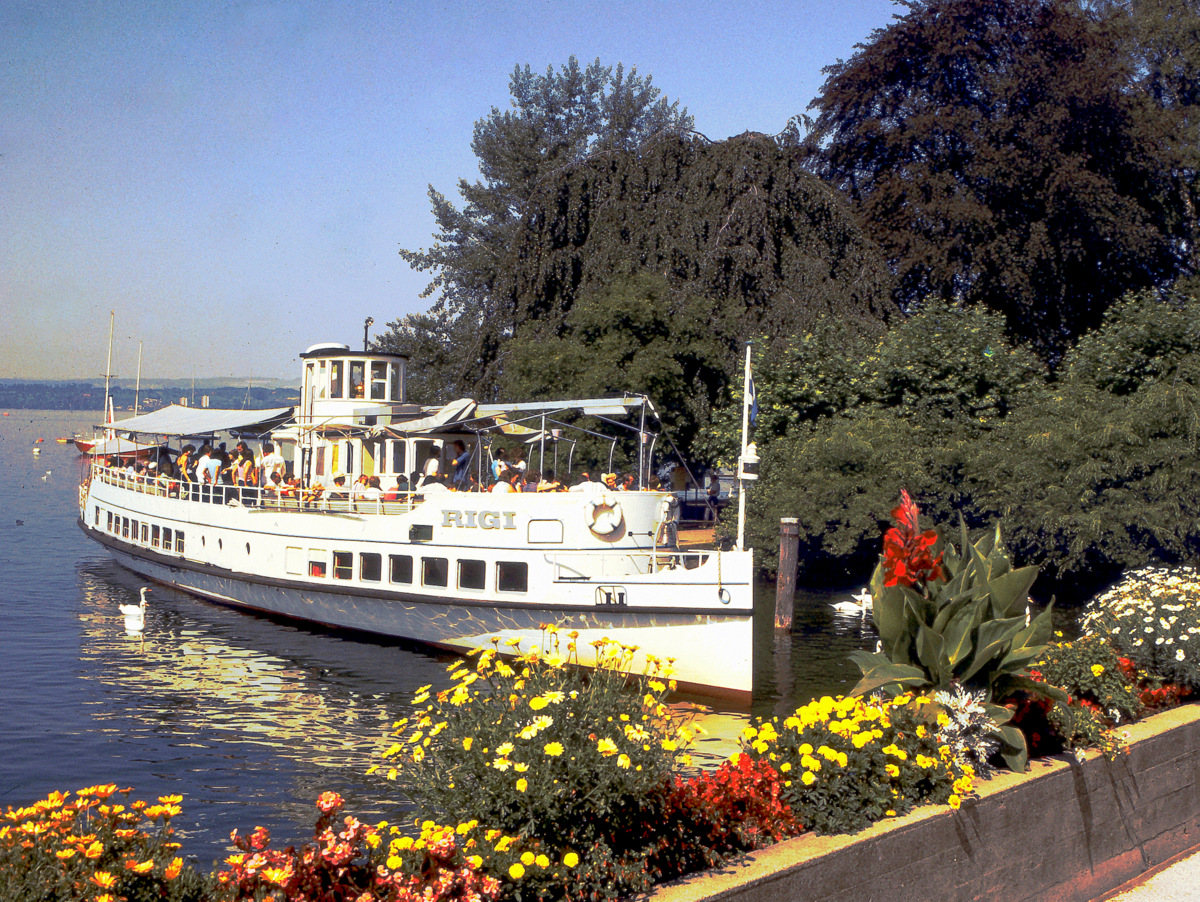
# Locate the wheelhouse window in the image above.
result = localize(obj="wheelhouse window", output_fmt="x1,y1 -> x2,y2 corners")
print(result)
370,361 -> 388,400
140,523 -> 148,543
497,562 -> 529,593
175,532 -> 185,554
330,360 -> 344,399
389,554 -> 413,584
390,440 -> 406,477
422,557 -> 448,588
107,511 -> 113,532
333,551 -> 353,580
360,552 -> 382,582
458,559 -> 486,591
350,361 -> 365,399
151,525 -> 160,548
163,529 -> 173,551
122,517 -> 130,539
390,364 -> 401,402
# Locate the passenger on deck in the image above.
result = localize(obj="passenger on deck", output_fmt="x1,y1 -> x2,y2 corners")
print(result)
196,445 -> 221,500
704,473 -> 722,521
490,449 -> 508,484
450,440 -> 471,489
351,475 -> 369,505
258,442 -> 285,487
602,472 -> 618,491
326,474 -> 349,502
491,468 -> 520,493
569,471 -> 605,493
521,470 -> 540,492
620,473 -> 636,491
176,445 -> 196,486
262,471 -> 284,500
363,476 -> 382,502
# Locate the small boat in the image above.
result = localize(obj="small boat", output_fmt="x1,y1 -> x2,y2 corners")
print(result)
56,437 -> 71,444
76,343 -> 756,701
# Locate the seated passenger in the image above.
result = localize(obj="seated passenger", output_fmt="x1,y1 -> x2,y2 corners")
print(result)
569,471 -> 605,493
326,474 -> 349,501
491,469 -> 520,493
363,475 -> 382,502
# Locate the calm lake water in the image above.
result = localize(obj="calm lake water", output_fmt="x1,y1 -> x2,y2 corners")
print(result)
0,410 -> 882,866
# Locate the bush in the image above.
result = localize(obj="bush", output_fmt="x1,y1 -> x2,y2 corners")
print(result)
0,785 -> 209,902
740,693 -> 973,835
376,632 -> 697,901
1079,567 -> 1200,691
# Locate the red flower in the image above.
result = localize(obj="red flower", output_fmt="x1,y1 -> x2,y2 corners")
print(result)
881,491 -> 944,589
316,791 -> 343,815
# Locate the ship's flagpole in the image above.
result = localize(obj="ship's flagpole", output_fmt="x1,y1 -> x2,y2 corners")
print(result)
103,311 -> 115,437
134,341 -> 143,414
736,341 -> 756,552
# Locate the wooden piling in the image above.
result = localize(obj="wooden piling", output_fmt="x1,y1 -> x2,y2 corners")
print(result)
775,517 -> 799,632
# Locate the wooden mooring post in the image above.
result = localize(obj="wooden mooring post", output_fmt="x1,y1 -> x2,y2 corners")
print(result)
775,517 -> 800,632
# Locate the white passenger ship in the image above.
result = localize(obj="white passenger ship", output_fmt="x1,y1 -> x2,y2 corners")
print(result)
77,343 -> 755,702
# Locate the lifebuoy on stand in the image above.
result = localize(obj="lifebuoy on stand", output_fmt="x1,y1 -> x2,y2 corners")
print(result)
585,493 -> 624,536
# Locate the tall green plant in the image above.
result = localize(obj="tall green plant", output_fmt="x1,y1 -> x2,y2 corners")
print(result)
849,492 -> 1064,769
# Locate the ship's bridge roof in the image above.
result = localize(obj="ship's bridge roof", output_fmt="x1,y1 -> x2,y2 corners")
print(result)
98,404 -> 294,437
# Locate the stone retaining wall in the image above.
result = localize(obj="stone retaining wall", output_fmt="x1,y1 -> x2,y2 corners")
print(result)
651,705 -> 1200,902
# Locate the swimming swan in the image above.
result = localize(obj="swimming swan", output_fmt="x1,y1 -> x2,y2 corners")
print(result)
119,587 -> 150,632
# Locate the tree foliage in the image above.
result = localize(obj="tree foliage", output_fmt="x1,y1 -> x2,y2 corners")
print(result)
392,57 -> 693,398
511,133 -> 896,361
804,0 -> 1192,358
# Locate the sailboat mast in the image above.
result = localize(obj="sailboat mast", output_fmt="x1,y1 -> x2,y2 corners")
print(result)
134,341 -> 143,413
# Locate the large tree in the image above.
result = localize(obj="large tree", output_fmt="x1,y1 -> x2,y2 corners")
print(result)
804,0 -> 1192,358
393,57 -> 692,398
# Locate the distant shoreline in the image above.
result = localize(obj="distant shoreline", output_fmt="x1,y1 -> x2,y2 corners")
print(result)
0,381 -> 299,412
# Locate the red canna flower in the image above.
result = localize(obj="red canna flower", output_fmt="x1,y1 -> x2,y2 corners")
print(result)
881,491 -> 944,589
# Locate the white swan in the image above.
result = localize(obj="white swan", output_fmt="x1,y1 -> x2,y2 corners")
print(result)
831,588 -> 874,615
119,587 -> 150,632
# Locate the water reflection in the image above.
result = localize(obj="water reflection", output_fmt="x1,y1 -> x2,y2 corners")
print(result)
73,560 -> 451,857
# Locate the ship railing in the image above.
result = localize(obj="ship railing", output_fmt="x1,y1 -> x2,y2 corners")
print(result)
90,462 -> 425,515
547,548 -> 713,579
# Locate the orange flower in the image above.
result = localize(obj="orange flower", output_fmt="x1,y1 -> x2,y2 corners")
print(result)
164,857 -> 183,880
125,859 -> 155,874
84,840 -> 104,859
90,871 -> 117,889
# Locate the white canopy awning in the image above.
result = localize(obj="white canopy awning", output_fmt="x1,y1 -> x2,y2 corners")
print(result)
82,436 -> 164,457
100,405 -> 293,437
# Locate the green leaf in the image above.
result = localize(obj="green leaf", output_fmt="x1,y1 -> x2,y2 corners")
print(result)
941,604 -> 978,668
848,654 -> 929,697
986,565 -> 1040,620
915,624 -> 947,682
960,615 -> 1026,684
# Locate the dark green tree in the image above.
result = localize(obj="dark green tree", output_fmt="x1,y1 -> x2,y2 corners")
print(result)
805,0 -> 1192,358
509,133 -> 896,371
501,273 -> 728,456
392,57 -> 692,398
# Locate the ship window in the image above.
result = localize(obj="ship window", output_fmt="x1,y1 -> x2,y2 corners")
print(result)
163,529 -> 173,551
285,546 -> 304,575
370,361 -> 388,400
389,554 -> 413,584
315,446 -> 326,477
344,442 -> 355,475
350,361 -> 365,399
122,517 -> 130,538
175,532 -> 185,554
333,551 -> 353,580
309,556 -> 327,577
458,559 -> 486,591
316,360 -> 327,399
107,511 -> 113,532
132,520 -> 140,542
94,507 -> 100,526
390,441 -> 405,476
330,360 -> 344,398
422,557 -> 448,588
151,525 -> 160,547
497,562 -> 529,593
141,523 -> 149,544
360,552 -> 382,582
390,363 -> 401,402
527,519 -> 564,544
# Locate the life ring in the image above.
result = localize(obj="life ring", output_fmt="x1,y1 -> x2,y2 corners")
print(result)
585,493 -> 624,536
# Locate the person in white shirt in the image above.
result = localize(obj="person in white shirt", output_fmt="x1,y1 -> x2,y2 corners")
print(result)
491,469 -> 521,493
195,445 -> 221,501
258,441 -> 285,487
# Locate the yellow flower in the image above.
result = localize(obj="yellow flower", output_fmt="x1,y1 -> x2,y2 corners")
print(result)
886,764 -> 900,778
521,851 -> 536,866
597,738 -> 618,757
56,849 -> 76,860
462,737 -> 473,750
509,862 -> 526,879
1091,663 -> 1105,677
125,859 -> 155,874
661,739 -> 678,752
948,794 -> 962,810
544,741 -> 564,756
563,851 -> 579,868
529,696 -> 549,711
516,778 -> 528,792
90,872 -> 117,889
467,854 -> 483,868
164,857 -> 183,880
801,771 -> 816,786
617,754 -> 632,769
84,840 -> 104,859
536,853 -> 550,867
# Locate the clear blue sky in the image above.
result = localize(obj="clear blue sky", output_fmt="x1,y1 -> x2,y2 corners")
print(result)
1,0 -> 899,383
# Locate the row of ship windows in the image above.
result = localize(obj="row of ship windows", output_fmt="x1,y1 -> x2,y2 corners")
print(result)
293,549 -> 529,594
100,509 -> 185,554
95,505 -> 529,594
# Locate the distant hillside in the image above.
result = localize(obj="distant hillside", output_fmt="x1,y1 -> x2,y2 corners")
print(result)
0,381 -> 300,412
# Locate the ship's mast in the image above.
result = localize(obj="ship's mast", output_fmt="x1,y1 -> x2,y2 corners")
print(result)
102,311 -> 115,435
